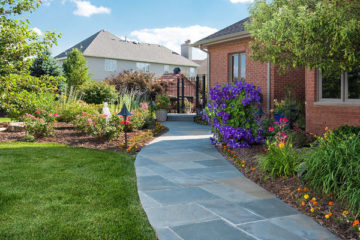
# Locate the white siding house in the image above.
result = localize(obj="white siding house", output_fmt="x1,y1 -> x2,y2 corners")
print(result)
55,30 -> 199,81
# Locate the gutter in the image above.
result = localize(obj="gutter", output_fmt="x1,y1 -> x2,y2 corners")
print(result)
192,31 -> 251,48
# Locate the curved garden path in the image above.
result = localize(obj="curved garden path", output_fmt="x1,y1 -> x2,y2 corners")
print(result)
135,121 -> 339,240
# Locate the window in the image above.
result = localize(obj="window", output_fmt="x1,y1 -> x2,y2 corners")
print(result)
136,62 -> 150,72
190,67 -> 196,78
229,53 -> 246,81
104,59 -> 117,72
164,65 -> 170,74
318,66 -> 360,102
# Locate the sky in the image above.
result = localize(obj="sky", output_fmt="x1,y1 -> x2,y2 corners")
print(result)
28,0 -> 253,60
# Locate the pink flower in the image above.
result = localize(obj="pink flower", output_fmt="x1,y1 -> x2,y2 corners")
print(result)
88,119 -> 92,123
280,118 -> 289,123
268,127 -> 274,132
103,114 -> 108,118
54,113 -> 59,117
36,110 -> 41,114
281,132 -> 288,138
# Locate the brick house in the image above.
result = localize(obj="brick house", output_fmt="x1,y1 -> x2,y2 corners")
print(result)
193,17 -> 360,134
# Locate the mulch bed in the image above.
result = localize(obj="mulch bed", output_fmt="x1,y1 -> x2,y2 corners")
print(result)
218,145 -> 359,240
0,122 -> 168,154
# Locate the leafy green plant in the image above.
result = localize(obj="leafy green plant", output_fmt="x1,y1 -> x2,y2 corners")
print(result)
30,50 -> 63,77
304,130 -> 360,214
109,89 -> 147,113
259,118 -> 299,177
80,81 -> 117,104
333,125 -> 360,136
62,48 -> 90,86
0,74 -> 61,118
154,94 -> 171,111
22,110 -> 59,138
130,103 -> 153,130
73,112 -> 123,139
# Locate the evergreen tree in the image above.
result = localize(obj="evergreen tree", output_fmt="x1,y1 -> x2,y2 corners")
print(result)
62,49 -> 90,86
30,50 -> 63,77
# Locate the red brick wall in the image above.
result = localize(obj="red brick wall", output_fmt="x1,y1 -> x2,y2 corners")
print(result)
207,38 -> 305,111
208,38 -> 269,110
305,69 -> 360,134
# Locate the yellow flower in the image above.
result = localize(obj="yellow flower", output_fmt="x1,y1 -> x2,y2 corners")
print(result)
279,143 -> 285,149
310,208 -> 315,213
241,164 -> 245,168
325,127 -> 329,131
325,214 -> 330,219
311,197 -> 316,202
304,194 -> 309,200
342,211 -> 349,216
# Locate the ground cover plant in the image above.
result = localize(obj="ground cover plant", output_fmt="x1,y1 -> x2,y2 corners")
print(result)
0,142 -> 156,240
203,80 -> 263,148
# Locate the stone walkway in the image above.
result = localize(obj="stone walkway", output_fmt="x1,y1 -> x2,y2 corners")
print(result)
135,121 -> 339,240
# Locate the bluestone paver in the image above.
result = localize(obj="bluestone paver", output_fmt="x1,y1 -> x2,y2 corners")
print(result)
135,121 -> 339,240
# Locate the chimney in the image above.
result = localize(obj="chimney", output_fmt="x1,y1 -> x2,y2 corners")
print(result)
181,40 -> 192,60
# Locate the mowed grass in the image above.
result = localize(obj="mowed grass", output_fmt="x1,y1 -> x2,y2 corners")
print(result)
0,142 -> 156,240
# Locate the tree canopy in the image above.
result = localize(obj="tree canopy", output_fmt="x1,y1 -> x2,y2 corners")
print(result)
0,0 -> 60,76
62,48 -> 90,86
246,0 -> 360,72
30,50 -> 63,77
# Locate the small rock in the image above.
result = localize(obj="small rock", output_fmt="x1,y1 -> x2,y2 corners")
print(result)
7,122 -> 25,132
0,127 -> 7,132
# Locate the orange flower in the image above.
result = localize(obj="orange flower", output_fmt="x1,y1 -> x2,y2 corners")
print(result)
241,160 -> 246,164
328,201 -> 334,206
251,167 -> 256,171
311,197 -> 316,202
301,201 -> 305,206
304,187 -> 309,192
353,220 -> 359,227
313,201 -> 318,206
297,188 -> 302,192
328,212 -> 333,217
227,149 -> 231,152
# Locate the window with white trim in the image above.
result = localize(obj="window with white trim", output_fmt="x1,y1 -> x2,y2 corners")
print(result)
318,66 -> 360,102
164,65 -> 170,74
229,53 -> 246,81
190,67 -> 196,78
104,59 -> 117,72
136,62 -> 150,72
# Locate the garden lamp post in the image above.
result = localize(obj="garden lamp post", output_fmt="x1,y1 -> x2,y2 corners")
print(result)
149,99 -> 156,118
255,106 -> 265,118
117,104 -> 133,149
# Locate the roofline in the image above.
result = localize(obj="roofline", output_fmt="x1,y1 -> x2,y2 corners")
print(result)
56,55 -> 199,68
193,31 -> 251,48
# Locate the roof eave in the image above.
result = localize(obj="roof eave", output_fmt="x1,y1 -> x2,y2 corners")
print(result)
193,31 -> 251,48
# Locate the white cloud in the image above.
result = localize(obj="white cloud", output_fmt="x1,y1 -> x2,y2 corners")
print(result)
32,27 -> 42,36
130,25 -> 217,60
230,0 -> 254,3
72,0 -> 111,17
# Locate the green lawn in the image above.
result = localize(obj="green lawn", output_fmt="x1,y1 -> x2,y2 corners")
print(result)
0,142 -> 156,240
0,117 -> 13,122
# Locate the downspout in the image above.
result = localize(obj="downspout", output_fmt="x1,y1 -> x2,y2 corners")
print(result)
200,45 -> 210,104
267,62 -> 271,112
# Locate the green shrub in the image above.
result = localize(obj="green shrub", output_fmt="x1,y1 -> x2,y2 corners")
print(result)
259,118 -> 299,177
130,103 -> 153,130
154,94 -> 171,110
73,112 -> 122,139
333,125 -> 360,136
0,74 -> 62,118
22,110 -> 59,138
62,49 -> 90,86
81,81 -> 117,104
109,89 -> 147,113
304,130 -> 360,213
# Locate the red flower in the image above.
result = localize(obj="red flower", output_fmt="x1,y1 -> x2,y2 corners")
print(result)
281,133 -> 288,138
36,110 -> 41,114
268,126 -> 274,132
280,118 -> 289,123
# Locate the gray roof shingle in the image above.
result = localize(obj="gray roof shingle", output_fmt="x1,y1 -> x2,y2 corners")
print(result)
55,30 -> 199,67
195,17 -> 250,44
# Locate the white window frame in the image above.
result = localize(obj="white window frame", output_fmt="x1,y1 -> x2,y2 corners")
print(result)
136,62 -> 150,72
317,70 -> 360,103
189,67 -> 196,78
104,59 -> 117,72
229,53 -> 246,82
164,65 -> 170,74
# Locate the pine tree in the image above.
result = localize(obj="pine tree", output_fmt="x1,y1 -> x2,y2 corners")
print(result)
30,50 -> 63,77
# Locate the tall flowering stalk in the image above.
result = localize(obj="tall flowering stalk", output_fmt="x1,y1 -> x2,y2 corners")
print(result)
203,80 -> 263,148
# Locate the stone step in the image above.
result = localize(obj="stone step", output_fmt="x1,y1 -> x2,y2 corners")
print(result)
167,114 -> 196,122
